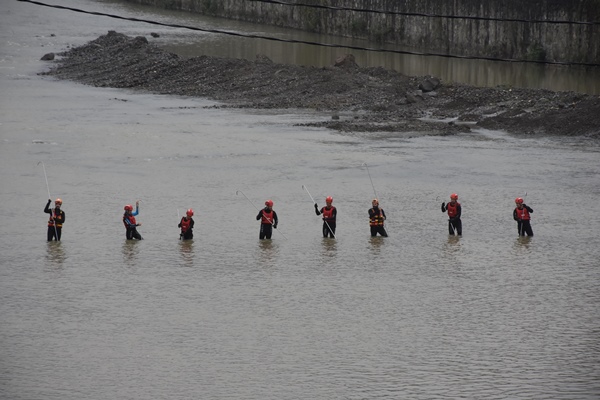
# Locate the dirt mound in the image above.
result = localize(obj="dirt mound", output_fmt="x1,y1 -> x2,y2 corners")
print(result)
43,31 -> 600,138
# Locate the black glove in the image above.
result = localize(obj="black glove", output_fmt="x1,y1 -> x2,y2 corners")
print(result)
441,202 -> 446,210
314,203 -> 318,209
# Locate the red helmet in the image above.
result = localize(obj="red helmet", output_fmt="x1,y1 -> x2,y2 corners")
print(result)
326,196 -> 333,203
515,197 -> 523,204
55,198 -> 62,205
265,200 -> 273,207
186,209 -> 194,217
124,204 -> 133,211
450,193 -> 458,200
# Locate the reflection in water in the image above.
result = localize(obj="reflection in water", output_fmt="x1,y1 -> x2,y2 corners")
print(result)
514,236 -> 532,252
257,239 -> 277,266
320,237 -> 337,258
45,241 -> 65,267
442,235 -> 462,256
368,236 -> 385,256
3,3 -> 600,399
447,235 -> 461,244
122,240 -> 141,265
154,12 -> 600,94
178,239 -> 195,267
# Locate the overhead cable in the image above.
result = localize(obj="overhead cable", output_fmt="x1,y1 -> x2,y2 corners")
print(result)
16,0 -> 600,67
247,0 -> 600,25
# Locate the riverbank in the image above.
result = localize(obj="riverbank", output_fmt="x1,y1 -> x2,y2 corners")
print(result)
42,31 -> 600,138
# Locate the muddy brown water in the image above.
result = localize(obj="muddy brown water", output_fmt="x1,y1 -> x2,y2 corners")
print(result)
1,1 -> 599,399
135,4 -> 600,95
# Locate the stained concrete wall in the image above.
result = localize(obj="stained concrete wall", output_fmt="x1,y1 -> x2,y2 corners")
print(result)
125,0 -> 600,64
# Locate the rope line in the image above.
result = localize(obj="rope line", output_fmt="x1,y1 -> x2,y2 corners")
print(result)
247,0 -> 600,25
16,0 -> 600,67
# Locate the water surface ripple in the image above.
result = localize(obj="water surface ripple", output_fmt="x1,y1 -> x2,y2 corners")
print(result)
1,1 -> 599,399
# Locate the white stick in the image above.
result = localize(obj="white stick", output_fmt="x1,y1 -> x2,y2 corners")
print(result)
302,185 -> 335,238
38,162 -> 59,240
236,190 -> 287,239
362,162 -> 378,200
38,161 -> 52,200
177,209 -> 181,240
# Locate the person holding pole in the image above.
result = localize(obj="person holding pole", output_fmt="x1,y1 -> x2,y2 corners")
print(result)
315,196 -> 336,238
123,201 -> 143,240
44,198 -> 65,241
256,199 -> 278,240
178,209 -> 195,240
513,197 -> 533,236
368,199 -> 387,237
441,193 -> 462,236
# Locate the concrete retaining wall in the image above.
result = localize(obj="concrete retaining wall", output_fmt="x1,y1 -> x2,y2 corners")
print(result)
125,0 -> 600,64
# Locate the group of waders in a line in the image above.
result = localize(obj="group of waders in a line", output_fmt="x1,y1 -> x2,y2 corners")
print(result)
40,160 -> 534,243
44,193 -> 534,242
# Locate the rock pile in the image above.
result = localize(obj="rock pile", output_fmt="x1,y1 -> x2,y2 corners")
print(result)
42,31 -> 600,138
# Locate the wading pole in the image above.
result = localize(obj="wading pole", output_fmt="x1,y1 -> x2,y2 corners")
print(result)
38,161 -> 59,240
302,184 -> 335,238
236,190 -> 287,240
177,209 -> 182,240
362,162 -> 378,200
518,192 -> 528,236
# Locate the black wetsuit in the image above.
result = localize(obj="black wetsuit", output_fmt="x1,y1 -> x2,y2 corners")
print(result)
123,211 -> 143,240
441,202 -> 462,236
44,200 -> 65,241
513,205 -> 534,236
315,204 -> 337,238
256,208 -> 278,239
368,206 -> 388,237
178,217 -> 195,240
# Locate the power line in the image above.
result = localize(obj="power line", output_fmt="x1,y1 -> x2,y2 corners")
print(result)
247,0 -> 600,25
16,0 -> 600,67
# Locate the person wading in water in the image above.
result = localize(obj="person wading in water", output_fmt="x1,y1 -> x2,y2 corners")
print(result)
178,209 -> 195,240
368,199 -> 387,237
123,201 -> 143,240
441,193 -> 462,236
44,198 -> 65,241
314,196 -> 336,238
256,199 -> 278,239
513,197 -> 534,236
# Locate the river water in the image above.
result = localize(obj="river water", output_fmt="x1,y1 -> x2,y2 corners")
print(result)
1,1 -> 599,399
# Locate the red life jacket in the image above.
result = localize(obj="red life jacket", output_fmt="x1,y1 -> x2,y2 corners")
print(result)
123,214 -> 137,228
180,217 -> 191,233
261,209 -> 274,224
369,208 -> 384,226
515,206 -> 530,221
446,202 -> 460,218
321,206 -> 336,222
48,209 -> 63,227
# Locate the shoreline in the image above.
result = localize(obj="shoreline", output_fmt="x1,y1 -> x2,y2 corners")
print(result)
42,31 -> 600,139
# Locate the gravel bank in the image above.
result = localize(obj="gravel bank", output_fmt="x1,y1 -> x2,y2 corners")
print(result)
42,31 -> 600,139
